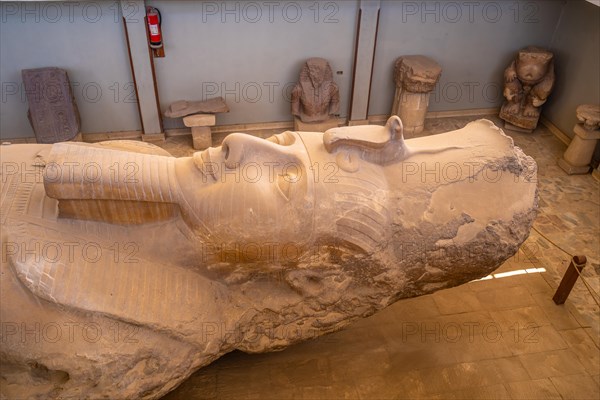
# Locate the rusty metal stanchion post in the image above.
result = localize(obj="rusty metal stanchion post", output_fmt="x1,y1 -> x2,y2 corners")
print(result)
553,255 -> 587,305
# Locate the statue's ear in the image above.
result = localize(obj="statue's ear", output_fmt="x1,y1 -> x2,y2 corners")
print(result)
323,116 -> 405,153
385,115 -> 404,141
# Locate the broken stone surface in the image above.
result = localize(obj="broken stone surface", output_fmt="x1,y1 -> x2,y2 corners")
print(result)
576,104 -> 600,130
499,46 -> 555,131
291,58 -> 340,123
391,56 -> 442,136
558,104 -> 600,175
22,67 -> 81,143
183,114 -> 216,128
164,97 -> 229,118
0,118 -> 537,399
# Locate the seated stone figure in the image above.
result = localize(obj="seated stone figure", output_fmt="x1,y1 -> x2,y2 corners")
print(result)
291,57 -> 340,130
0,117 -> 537,399
499,46 -> 555,132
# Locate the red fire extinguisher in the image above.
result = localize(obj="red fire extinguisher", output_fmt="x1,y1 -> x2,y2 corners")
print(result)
146,6 -> 162,49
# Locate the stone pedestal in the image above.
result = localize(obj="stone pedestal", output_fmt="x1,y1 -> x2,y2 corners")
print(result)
294,117 -> 338,132
391,55 -> 442,136
183,114 -> 216,150
558,104 -> 600,175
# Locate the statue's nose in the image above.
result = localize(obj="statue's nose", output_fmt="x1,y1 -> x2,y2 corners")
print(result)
220,133 -> 295,169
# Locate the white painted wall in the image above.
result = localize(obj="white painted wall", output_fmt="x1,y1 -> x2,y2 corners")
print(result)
0,1 -> 140,139
148,0 -> 359,129
369,0 -> 565,115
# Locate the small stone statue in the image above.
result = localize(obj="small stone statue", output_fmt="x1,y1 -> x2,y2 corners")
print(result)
499,46 -> 555,132
291,57 -> 340,131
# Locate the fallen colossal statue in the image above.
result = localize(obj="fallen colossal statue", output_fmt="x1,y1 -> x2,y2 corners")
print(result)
0,117 -> 537,399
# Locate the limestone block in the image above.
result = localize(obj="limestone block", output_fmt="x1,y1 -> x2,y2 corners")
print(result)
192,126 -> 212,150
183,114 -> 216,127
0,117 -> 537,399
164,97 -> 229,118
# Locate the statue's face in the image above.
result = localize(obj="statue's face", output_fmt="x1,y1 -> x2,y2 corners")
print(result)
175,132 -> 316,255
516,51 -> 552,85
175,129 -> 390,261
307,63 -> 325,87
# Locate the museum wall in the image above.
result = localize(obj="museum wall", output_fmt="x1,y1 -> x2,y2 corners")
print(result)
147,0 -> 359,129
2,0 -> 596,140
0,1 -> 140,139
543,0 -> 600,139
369,0 -> 565,115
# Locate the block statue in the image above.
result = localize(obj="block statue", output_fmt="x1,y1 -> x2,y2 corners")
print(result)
0,117 -> 537,399
291,57 -> 340,131
499,46 -> 555,132
22,67 -> 81,143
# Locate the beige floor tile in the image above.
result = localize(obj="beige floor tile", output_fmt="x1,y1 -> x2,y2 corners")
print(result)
490,306 -> 551,332
506,378 -> 562,399
518,349 -> 588,379
531,292 -> 582,330
429,383 -> 511,399
413,357 -> 529,395
505,325 -> 569,355
521,273 -> 556,295
445,333 -> 514,364
297,384 -> 359,400
585,326 -> 600,348
559,328 -> 600,373
432,286 -> 483,315
475,286 -> 537,311
550,374 -> 600,400
354,373 -> 427,400
375,295 -> 441,323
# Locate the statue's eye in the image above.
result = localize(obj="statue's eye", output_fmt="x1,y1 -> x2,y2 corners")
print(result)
265,132 -> 296,146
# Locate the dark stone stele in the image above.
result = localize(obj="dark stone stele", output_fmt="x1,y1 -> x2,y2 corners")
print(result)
22,67 -> 81,143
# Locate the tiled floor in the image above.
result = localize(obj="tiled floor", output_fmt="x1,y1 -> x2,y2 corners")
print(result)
161,115 -> 599,400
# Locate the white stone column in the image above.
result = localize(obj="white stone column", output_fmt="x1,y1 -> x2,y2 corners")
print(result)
558,104 -> 600,175
391,56 -> 442,136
